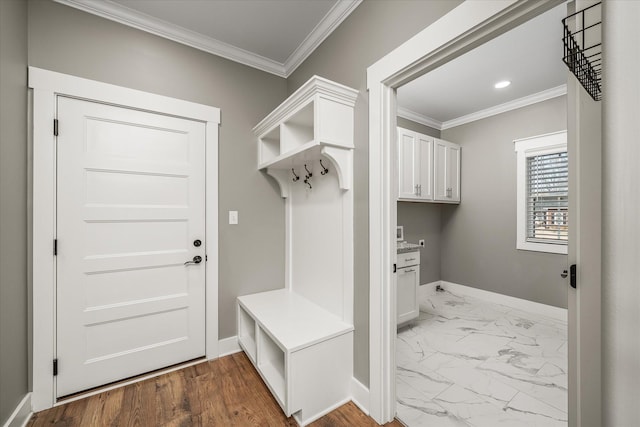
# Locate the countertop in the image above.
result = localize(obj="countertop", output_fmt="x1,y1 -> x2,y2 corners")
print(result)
397,242 -> 421,254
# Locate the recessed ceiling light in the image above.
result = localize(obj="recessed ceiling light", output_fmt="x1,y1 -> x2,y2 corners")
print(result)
494,80 -> 511,89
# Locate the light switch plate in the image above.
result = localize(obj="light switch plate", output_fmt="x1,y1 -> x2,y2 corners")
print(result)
229,210 -> 238,225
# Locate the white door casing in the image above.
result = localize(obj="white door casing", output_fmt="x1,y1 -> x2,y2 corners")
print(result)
366,0 -> 570,423
55,97 -> 206,397
30,67 -> 220,411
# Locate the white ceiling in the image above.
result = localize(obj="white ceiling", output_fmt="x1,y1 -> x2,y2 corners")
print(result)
397,3 -> 568,129
54,0 -> 362,77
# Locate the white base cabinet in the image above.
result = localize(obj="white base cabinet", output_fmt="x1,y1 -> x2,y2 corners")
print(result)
397,251 -> 420,325
238,289 -> 353,426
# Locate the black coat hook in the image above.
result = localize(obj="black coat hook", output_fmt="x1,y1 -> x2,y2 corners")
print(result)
304,164 -> 313,179
320,160 -> 329,175
292,168 -> 300,182
304,177 -> 312,189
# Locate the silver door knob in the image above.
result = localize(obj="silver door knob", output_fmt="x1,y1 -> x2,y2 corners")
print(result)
184,255 -> 202,265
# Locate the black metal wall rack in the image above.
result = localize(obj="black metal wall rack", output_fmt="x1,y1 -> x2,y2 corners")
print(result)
562,2 -> 602,101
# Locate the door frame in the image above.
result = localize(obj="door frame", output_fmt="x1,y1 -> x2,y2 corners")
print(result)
366,0 -> 576,423
29,67 -> 220,411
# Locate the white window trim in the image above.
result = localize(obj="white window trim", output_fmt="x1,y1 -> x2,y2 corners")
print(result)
514,130 -> 568,255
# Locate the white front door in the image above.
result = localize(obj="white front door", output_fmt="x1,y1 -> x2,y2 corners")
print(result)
55,97 -> 206,397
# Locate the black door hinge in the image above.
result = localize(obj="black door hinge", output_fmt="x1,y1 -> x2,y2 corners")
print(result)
570,264 -> 577,289
393,263 -> 397,273
53,119 -> 59,136
205,255 -> 208,261
53,239 -> 57,256
53,359 -> 58,376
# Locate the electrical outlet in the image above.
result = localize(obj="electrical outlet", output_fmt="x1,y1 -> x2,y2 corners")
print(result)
419,239 -> 425,246
229,210 -> 238,225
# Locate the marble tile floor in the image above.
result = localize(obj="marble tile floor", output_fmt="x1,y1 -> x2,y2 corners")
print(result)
396,287 -> 568,427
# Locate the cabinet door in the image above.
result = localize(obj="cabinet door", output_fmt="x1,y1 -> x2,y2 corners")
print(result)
397,266 -> 419,325
434,139 -> 461,203
397,128 -> 433,200
447,144 -> 461,202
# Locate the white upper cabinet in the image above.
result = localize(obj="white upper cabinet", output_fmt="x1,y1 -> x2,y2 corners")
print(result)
397,127 -> 433,201
434,138 -> 461,203
397,127 -> 460,204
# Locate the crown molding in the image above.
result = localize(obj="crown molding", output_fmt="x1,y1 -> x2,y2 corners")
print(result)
441,84 -> 568,129
54,0 -> 287,76
284,0 -> 363,76
396,107 -> 443,130
53,0 -> 362,78
397,84 -> 568,132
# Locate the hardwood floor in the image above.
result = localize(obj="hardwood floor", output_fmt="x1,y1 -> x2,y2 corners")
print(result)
28,352 -> 403,426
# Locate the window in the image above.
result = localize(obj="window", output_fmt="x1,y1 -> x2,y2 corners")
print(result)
515,131 -> 568,254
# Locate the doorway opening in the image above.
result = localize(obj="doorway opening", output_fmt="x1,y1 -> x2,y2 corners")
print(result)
367,0 -> 601,424
393,5 -> 569,424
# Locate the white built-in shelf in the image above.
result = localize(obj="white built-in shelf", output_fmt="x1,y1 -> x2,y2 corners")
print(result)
237,306 -> 257,364
238,289 -> 353,353
254,76 -> 358,196
237,289 -> 354,424
258,140 -> 354,170
241,75 -> 355,426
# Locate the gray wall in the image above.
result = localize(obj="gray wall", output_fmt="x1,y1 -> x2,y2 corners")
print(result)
27,0 -> 288,340
397,202 -> 441,285
288,0 -> 463,385
0,0 -> 29,424
440,97 -> 568,309
397,116 -> 440,138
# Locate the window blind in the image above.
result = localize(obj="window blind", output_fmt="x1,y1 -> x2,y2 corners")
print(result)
526,151 -> 568,244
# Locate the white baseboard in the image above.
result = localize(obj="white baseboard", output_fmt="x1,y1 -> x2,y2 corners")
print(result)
294,397 -> 352,426
2,393 -> 32,427
350,377 -> 370,415
420,280 -> 567,322
218,335 -> 241,357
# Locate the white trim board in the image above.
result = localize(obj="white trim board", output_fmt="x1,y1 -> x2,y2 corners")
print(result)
397,84 -> 567,131
218,336 -> 242,358
419,281 -> 567,323
52,0 -> 362,78
2,393 -> 32,427
29,67 -> 220,412
350,378 -> 370,416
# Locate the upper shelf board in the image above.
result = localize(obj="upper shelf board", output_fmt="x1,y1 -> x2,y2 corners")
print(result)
253,75 -> 359,138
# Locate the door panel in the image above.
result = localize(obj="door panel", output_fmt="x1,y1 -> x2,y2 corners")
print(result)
398,129 -> 418,199
434,141 -> 448,200
398,128 -> 433,200
448,145 -> 461,202
416,135 -> 433,200
397,267 -> 418,325
56,97 -> 206,397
